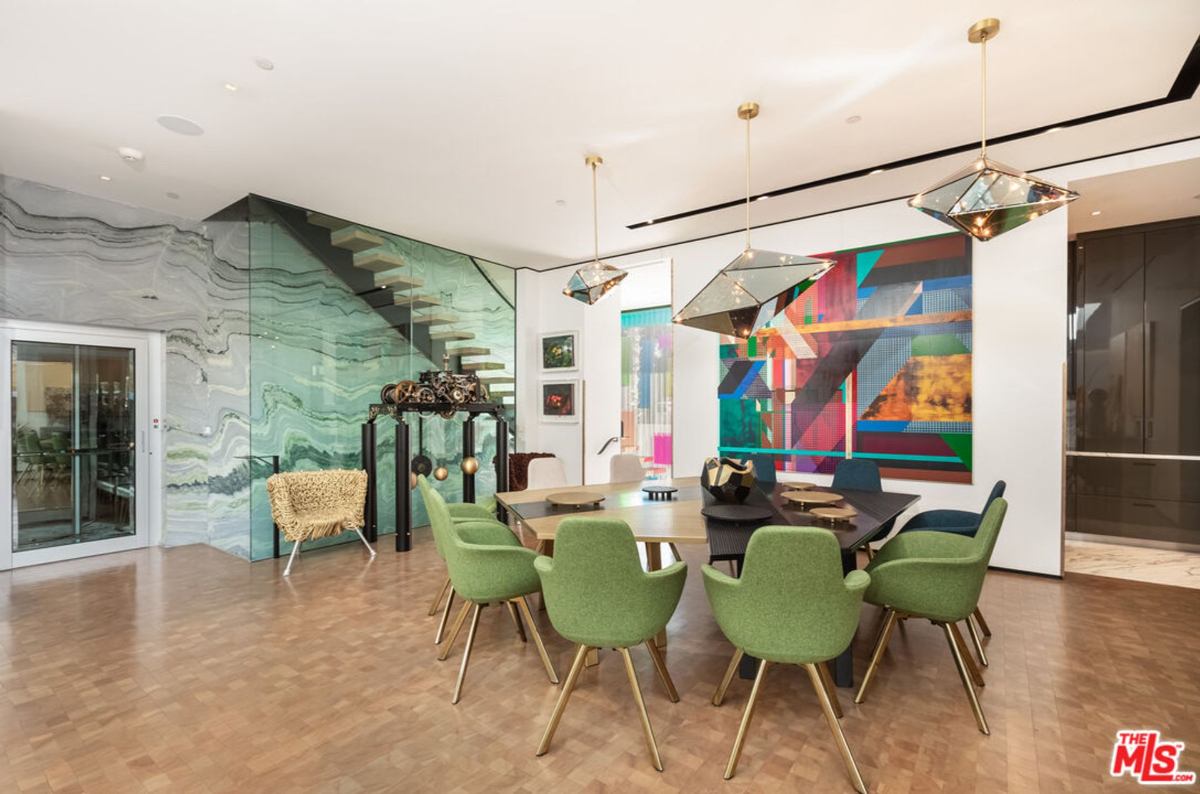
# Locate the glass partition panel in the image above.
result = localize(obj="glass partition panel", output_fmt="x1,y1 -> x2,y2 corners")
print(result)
247,197 -> 515,560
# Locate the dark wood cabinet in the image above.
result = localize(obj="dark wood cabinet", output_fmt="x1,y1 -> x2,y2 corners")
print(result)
1069,216 -> 1200,548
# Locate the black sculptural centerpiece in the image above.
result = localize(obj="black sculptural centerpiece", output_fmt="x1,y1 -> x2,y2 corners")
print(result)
701,457 -> 757,504
381,355 -> 491,419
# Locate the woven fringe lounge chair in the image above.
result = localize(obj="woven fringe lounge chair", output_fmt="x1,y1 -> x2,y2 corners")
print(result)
266,469 -> 374,576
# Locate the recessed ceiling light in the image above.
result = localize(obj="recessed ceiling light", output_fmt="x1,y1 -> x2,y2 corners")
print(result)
254,56 -> 274,71
224,82 -> 239,92
157,115 -> 204,136
845,115 -> 862,124
555,199 -> 567,207
99,175 -> 112,182
1091,210 -> 1102,216
869,168 -> 885,175
166,192 -> 180,200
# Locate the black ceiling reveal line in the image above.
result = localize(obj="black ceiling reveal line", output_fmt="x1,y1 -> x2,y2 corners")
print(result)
526,132 -> 1200,275
626,32 -> 1200,231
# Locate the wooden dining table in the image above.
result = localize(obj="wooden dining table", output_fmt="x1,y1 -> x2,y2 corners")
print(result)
494,476 -> 919,686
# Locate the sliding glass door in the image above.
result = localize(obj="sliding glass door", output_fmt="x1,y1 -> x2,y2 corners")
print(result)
3,325 -> 150,568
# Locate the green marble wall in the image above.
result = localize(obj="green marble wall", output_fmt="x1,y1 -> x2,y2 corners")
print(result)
247,197 -> 515,561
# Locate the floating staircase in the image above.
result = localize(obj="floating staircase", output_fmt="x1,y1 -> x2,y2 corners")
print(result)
462,361 -> 506,371
447,346 -> 490,357
331,227 -> 385,253
429,329 -> 474,341
393,293 -> 442,308
412,312 -> 459,326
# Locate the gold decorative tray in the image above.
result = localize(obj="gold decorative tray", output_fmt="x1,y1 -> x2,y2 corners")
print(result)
812,506 -> 857,523
547,491 -> 607,507
781,490 -> 843,507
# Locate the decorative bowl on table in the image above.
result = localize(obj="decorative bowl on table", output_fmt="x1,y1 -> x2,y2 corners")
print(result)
701,457 -> 757,503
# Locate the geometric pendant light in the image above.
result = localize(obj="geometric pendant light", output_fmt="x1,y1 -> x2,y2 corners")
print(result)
910,18 -> 1079,240
673,102 -> 835,338
563,155 -> 628,304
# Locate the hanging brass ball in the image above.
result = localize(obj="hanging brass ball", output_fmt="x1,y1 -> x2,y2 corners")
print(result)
410,472 -> 418,490
461,456 -> 480,475
433,466 -> 449,481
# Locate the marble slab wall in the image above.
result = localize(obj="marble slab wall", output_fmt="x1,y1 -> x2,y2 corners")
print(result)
0,176 -> 252,557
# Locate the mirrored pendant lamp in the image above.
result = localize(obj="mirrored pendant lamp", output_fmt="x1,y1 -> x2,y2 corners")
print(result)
910,18 -> 1079,240
673,102 -> 835,338
563,155 -> 628,304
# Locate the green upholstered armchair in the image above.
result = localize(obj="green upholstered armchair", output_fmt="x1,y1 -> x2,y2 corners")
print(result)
702,526 -> 870,791
418,477 -> 522,643
533,517 -> 686,772
854,498 -> 1008,736
419,477 -> 558,704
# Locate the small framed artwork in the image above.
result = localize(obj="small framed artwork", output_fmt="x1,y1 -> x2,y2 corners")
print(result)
541,331 -> 579,373
541,380 -> 579,423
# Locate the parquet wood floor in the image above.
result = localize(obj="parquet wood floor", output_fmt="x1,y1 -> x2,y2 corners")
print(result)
1,532 -> 1197,793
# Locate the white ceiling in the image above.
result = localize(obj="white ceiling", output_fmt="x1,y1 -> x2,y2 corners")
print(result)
1,1 -> 1198,269
1068,157 -> 1200,236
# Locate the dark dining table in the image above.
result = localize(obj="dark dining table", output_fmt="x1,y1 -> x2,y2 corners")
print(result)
701,481 -> 921,687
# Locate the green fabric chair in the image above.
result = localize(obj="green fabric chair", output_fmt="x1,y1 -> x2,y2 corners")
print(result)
533,517 -> 687,772
418,477 -> 558,704
419,481 -> 515,640
854,498 -> 1008,736
702,526 -> 870,791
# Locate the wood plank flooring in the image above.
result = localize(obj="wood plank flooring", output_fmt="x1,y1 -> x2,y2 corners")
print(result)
1,532 -> 1197,793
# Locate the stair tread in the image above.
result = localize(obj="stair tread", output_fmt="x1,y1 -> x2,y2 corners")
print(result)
412,312 -> 460,325
307,212 -> 351,231
462,361 -> 506,371
429,330 -> 475,341
332,227 -> 386,253
393,293 -> 442,308
374,270 -> 423,289
479,375 -> 514,383
447,346 -> 491,357
355,249 -> 405,272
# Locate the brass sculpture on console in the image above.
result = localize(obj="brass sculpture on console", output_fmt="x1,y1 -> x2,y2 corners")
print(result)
381,354 -> 492,419
701,456 -> 757,504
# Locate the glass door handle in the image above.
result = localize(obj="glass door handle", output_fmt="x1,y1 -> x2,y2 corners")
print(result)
139,431 -> 146,453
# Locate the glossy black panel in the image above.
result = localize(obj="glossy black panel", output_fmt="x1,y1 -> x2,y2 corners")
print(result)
1074,495 -> 1200,547
1145,225 -> 1200,456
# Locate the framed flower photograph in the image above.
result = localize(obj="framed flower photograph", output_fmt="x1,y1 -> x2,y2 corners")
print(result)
541,380 -> 579,423
540,331 -> 579,373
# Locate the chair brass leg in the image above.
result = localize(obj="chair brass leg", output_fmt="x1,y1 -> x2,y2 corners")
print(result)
713,648 -> 745,706
855,608 -> 899,704
816,660 -> 843,719
619,647 -> 663,772
940,622 -> 990,735
805,664 -> 868,794
949,621 -> 985,687
435,588 -> 456,645
428,575 -> 451,616
973,606 -> 992,637
451,603 -> 484,705
536,644 -> 589,756
668,542 -> 682,563
725,659 -> 769,780
515,596 -> 559,684
438,600 -> 472,661
965,612 -> 989,668
506,600 -> 528,643
863,544 -> 875,561
644,640 -> 679,702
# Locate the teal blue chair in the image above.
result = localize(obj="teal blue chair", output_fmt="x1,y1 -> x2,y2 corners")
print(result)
703,526 -> 870,791
534,517 -> 686,772
854,498 -> 1008,735
419,477 -> 558,704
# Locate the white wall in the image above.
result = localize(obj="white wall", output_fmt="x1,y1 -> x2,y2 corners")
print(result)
516,269 -> 621,485
515,139 -> 1200,576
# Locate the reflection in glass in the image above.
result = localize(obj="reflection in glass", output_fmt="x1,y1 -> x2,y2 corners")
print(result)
12,341 -> 136,551
621,307 -> 673,479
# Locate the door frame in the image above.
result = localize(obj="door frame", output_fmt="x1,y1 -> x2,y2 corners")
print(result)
0,318 -> 163,571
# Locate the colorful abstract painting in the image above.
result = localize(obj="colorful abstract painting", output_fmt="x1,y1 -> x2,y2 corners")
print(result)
718,233 -> 972,483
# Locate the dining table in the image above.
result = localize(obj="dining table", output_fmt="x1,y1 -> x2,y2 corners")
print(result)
494,475 -> 919,687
